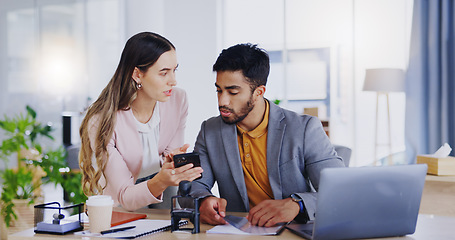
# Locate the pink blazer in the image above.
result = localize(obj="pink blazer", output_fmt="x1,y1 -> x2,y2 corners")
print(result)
88,87 -> 188,211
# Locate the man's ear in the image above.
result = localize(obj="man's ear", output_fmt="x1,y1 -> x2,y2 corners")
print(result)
254,85 -> 266,98
132,67 -> 142,84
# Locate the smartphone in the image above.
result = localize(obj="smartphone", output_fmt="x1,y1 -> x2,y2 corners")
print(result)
173,152 -> 202,180
173,152 -> 201,168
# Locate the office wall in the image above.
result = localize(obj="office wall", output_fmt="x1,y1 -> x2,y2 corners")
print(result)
162,0 -> 219,148
354,0 -> 412,165
124,0 -> 219,148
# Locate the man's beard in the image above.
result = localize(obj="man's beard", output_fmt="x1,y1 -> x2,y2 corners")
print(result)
219,96 -> 254,124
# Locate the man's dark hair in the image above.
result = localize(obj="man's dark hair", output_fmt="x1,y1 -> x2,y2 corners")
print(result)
213,43 -> 270,91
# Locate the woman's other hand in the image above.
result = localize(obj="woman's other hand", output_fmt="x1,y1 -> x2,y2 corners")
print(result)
162,143 -> 190,162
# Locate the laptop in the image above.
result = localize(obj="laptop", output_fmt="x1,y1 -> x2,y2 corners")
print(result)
286,164 -> 427,240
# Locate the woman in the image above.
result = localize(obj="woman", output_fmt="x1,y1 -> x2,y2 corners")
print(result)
79,32 -> 202,211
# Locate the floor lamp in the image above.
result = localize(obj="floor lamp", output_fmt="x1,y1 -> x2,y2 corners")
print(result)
363,68 -> 405,165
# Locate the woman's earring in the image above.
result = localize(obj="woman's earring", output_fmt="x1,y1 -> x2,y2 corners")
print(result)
137,82 -> 142,89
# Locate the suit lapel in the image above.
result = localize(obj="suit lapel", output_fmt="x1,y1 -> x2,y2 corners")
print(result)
267,102 -> 286,200
220,120 -> 249,210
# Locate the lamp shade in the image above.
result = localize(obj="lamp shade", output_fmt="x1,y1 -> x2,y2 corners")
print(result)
363,68 -> 405,92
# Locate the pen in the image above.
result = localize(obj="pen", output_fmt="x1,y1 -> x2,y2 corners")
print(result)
100,226 -> 136,235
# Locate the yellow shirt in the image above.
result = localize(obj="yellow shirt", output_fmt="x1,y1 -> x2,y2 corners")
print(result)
237,100 -> 273,208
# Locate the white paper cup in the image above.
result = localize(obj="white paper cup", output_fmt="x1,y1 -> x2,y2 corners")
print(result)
86,195 -> 114,233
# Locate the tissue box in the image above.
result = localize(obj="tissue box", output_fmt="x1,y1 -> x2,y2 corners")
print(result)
416,155 -> 455,176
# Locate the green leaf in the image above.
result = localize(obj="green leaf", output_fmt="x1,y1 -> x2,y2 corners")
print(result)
0,117 -> 16,133
26,105 -> 37,119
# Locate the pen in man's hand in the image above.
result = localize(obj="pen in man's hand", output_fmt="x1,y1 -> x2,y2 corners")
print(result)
100,226 -> 136,235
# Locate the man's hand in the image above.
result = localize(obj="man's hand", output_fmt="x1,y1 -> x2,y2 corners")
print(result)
247,198 -> 300,227
199,196 -> 227,225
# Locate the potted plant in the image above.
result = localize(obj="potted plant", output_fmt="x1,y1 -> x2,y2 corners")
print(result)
33,146 -> 87,205
0,106 -> 86,230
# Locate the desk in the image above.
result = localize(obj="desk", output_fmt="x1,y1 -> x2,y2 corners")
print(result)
9,209 -> 455,240
420,175 -> 455,216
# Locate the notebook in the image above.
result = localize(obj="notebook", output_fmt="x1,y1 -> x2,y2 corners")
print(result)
111,211 -> 147,227
286,164 -> 427,240
99,219 -> 188,239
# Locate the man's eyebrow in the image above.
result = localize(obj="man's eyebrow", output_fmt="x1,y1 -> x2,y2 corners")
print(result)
214,83 -> 240,90
226,85 -> 240,90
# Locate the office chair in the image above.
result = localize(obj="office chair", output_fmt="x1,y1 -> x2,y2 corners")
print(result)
333,144 -> 352,167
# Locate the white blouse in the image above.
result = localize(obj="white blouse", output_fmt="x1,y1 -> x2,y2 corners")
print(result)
133,103 -> 161,179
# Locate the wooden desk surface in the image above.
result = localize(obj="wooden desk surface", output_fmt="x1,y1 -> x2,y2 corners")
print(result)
9,208 -> 455,240
425,175 -> 455,182
419,175 -> 455,216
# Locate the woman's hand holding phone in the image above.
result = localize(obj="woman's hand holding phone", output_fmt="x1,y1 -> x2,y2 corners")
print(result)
147,144 -> 203,198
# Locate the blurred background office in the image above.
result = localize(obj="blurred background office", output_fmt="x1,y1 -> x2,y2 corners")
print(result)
0,0 -> 452,169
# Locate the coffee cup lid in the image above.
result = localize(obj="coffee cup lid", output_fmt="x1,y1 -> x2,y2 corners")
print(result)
86,195 -> 114,206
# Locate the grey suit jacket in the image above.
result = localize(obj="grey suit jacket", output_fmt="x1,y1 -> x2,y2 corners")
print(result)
190,100 -> 345,220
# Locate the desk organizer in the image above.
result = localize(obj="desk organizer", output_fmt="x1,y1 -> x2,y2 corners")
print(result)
417,155 -> 455,176
34,202 -> 84,234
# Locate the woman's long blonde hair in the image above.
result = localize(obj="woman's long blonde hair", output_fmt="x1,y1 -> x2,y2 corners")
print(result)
79,32 -> 175,196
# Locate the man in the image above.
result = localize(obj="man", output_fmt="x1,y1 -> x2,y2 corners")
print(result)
190,43 -> 345,227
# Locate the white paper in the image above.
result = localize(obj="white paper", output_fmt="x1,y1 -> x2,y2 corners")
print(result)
207,220 -> 284,235
207,223 -> 251,235
431,143 -> 452,158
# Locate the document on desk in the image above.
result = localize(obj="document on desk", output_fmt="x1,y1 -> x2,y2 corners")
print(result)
207,215 -> 285,235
